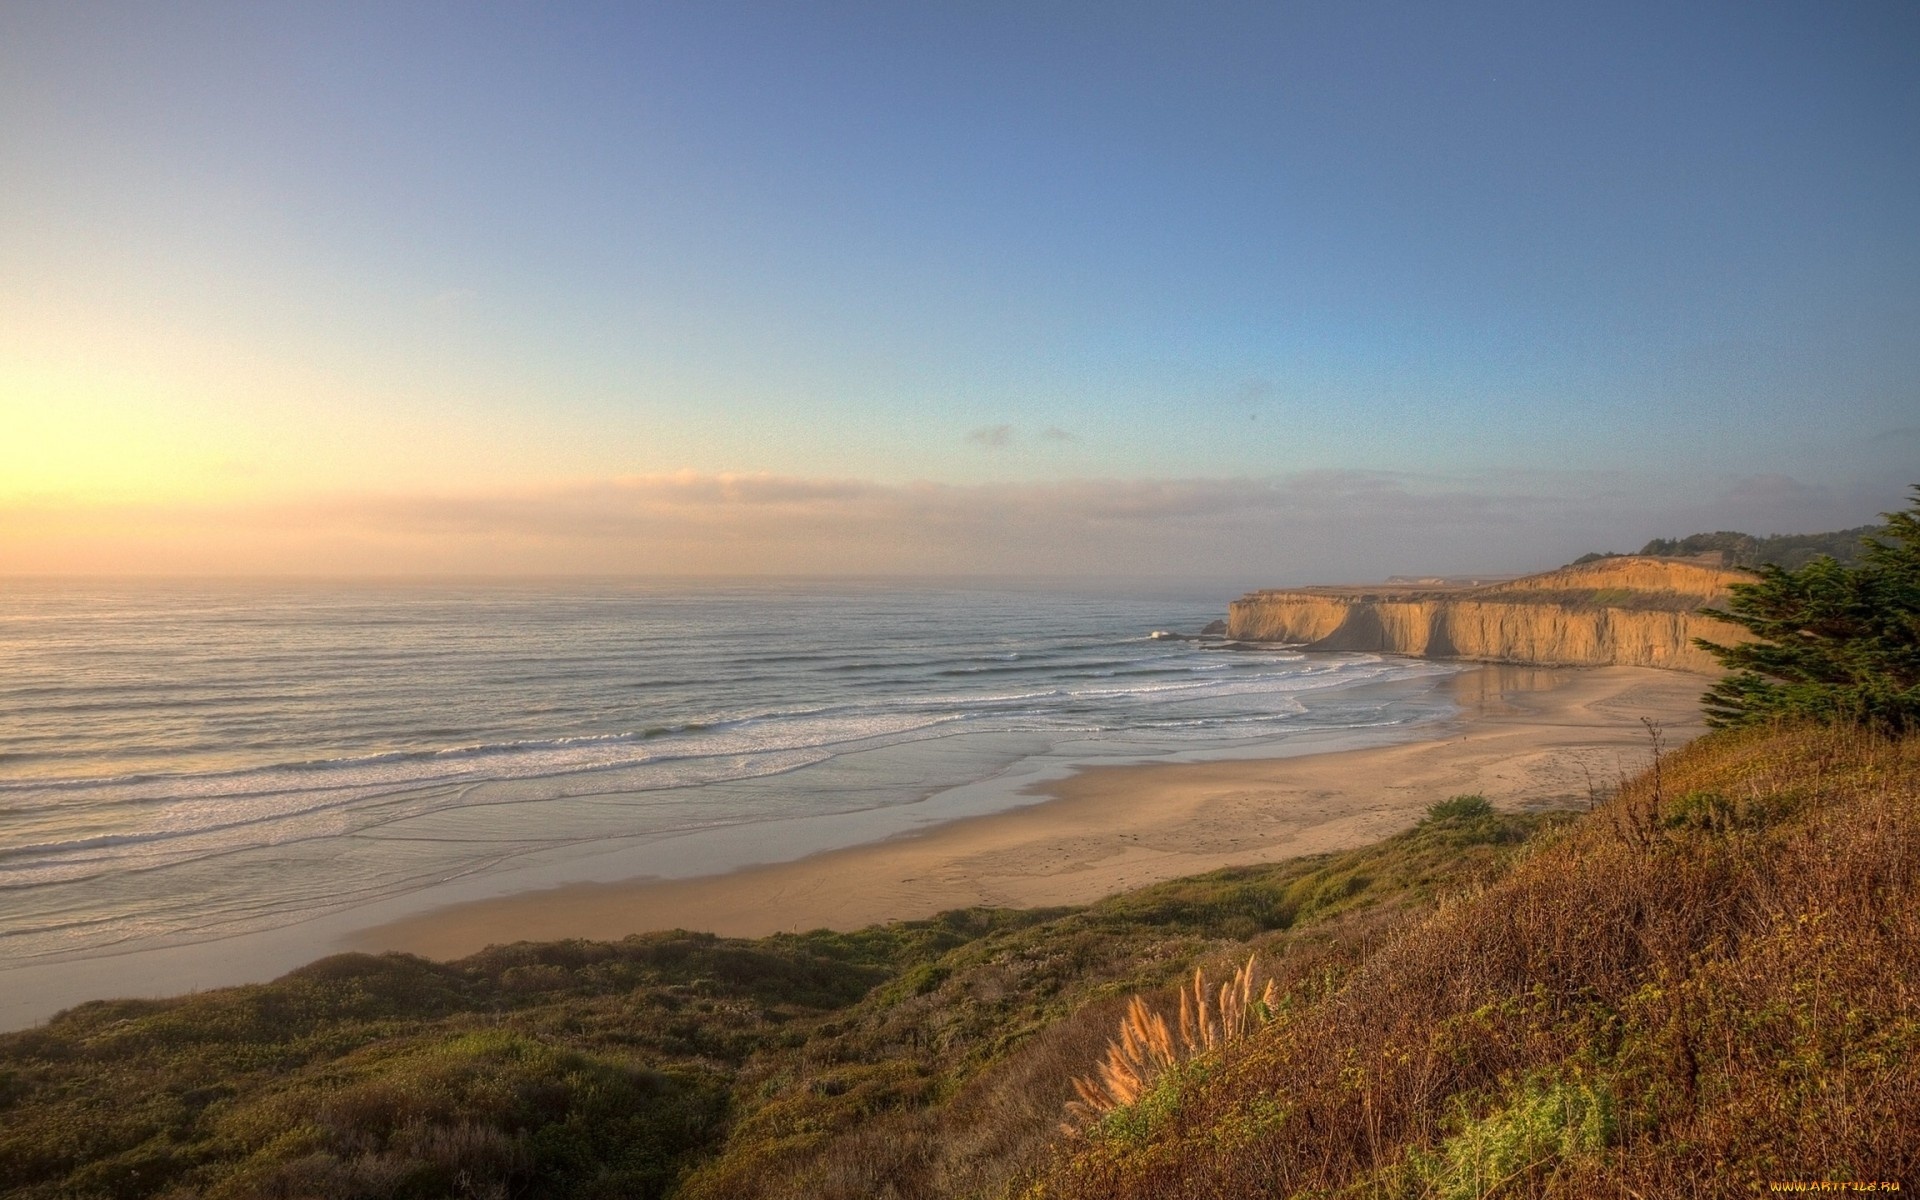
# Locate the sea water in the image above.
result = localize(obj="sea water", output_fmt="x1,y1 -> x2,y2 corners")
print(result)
0,578 -> 1458,971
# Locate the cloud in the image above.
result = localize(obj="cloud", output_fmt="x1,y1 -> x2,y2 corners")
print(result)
1040,426 -> 1078,443
966,424 -> 1015,449
3,469 -> 1903,581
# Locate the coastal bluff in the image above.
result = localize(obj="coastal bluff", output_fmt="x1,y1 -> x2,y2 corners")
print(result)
1227,556 -> 1752,672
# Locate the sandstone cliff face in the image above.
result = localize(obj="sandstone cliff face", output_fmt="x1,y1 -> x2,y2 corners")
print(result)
1227,558 -> 1752,673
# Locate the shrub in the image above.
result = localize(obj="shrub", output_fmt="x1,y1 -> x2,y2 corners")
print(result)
1404,1074 -> 1615,1198
1423,794 -> 1494,823
1697,486 -> 1920,733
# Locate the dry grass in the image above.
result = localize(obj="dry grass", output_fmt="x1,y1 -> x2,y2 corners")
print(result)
675,801 -> 1540,1200
1027,722 -> 1920,1198
1065,956 -> 1278,1127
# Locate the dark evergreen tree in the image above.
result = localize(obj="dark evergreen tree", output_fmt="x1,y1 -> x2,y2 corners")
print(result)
1695,488 -> 1920,732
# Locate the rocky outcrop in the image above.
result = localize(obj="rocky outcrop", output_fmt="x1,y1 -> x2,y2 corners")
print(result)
1227,558 -> 1753,673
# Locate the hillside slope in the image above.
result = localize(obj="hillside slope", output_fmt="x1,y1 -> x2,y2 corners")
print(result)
1030,723 -> 1920,1197
0,807 -> 1555,1200
1227,556 -> 1753,671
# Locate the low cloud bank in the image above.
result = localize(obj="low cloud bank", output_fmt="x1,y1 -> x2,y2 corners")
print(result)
1,469 -> 1903,581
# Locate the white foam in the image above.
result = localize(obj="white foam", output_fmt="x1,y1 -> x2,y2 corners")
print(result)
0,583 -> 1461,964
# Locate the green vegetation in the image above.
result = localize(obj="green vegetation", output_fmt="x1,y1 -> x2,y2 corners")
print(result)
1421,792 -> 1493,823
0,930 -> 926,1199
1401,1073 -> 1616,1200
1640,524 -> 1885,569
1696,488 -> 1920,733
1576,521 -> 1886,569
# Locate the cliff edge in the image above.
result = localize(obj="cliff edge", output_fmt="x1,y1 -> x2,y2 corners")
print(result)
1227,556 -> 1752,672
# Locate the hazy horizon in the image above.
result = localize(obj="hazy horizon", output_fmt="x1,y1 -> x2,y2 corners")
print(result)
2,472 -> 1908,584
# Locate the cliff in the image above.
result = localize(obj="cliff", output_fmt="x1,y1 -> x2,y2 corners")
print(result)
1227,556 -> 1752,672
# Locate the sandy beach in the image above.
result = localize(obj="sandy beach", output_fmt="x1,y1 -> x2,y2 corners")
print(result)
355,664 -> 1706,959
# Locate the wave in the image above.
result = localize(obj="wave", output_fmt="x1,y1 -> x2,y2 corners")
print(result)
9,656 -> 1436,799
0,582 -> 1459,962
5,650 -> 1410,790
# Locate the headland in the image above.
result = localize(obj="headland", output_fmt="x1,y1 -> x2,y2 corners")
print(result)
1227,555 -> 1751,671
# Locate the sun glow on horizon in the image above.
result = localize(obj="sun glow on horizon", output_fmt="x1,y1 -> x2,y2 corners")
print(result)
4,355 -> 240,503
2,311 -> 591,507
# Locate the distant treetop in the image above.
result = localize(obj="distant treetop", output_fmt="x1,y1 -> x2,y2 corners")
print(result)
1575,523 -> 1886,571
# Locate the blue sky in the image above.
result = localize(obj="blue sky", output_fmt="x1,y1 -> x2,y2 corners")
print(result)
3,2 -> 1916,577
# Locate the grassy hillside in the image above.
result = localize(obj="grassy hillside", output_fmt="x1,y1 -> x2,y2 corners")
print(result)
3,722 -> 1911,1198
1027,723 -> 1919,1197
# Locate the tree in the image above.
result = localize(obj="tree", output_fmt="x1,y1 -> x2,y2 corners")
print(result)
1694,488 -> 1920,733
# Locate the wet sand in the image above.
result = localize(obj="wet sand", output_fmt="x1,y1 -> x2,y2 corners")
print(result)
354,665 -> 1705,958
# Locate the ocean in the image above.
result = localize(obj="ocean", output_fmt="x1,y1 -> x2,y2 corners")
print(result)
0,578 -> 1459,977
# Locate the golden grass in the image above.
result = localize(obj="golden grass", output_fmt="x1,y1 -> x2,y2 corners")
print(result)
1065,954 -> 1279,1127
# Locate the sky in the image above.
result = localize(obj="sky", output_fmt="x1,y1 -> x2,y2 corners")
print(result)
3,1 -> 1916,581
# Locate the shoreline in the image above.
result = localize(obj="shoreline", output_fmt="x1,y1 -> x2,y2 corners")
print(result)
0,663 -> 1705,1031
0,657 -> 1453,1031
352,664 -> 1706,958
